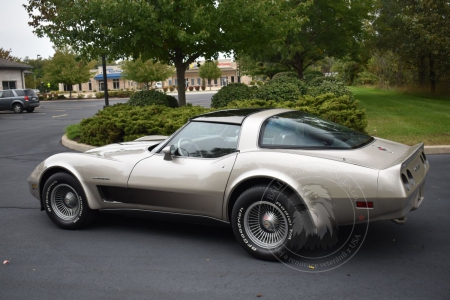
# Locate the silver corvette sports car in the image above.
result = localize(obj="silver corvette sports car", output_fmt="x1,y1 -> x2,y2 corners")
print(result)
28,109 -> 429,261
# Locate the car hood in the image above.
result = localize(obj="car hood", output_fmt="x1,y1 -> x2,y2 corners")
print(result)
275,138 -> 417,170
84,136 -> 167,161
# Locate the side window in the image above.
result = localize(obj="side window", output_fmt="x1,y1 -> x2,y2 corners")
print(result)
167,122 -> 240,158
15,90 -> 25,96
2,90 -> 12,98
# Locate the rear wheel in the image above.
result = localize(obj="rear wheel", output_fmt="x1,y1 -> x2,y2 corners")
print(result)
12,103 -> 23,113
26,108 -> 35,113
42,172 -> 97,229
231,185 -> 302,261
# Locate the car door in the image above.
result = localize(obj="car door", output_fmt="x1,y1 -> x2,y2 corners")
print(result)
127,122 -> 241,220
0,90 -> 12,110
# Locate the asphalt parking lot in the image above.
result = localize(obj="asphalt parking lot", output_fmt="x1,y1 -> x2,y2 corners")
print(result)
0,99 -> 449,299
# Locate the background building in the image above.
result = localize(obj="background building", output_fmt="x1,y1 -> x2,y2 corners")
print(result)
0,58 -> 33,90
58,59 -> 251,92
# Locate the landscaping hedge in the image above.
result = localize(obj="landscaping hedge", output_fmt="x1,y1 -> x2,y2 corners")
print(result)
128,90 -> 178,108
211,83 -> 253,108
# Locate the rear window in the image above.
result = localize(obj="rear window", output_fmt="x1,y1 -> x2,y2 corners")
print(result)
260,111 -> 373,149
15,90 -> 36,96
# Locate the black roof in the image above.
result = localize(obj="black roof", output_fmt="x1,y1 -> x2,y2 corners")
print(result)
191,109 -> 266,124
0,58 -> 32,69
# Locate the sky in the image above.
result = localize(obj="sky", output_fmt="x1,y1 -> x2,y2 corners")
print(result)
0,0 -> 55,60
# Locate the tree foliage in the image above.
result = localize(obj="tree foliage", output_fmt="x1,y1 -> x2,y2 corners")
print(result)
24,0 -> 282,105
373,0 -> 450,92
0,48 -> 20,62
199,60 -> 222,90
243,0 -> 374,79
121,59 -> 174,90
43,47 -> 95,97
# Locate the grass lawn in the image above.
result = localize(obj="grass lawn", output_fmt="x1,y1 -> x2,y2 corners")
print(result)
350,86 -> 450,146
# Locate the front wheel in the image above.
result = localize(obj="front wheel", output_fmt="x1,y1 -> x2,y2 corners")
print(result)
12,103 -> 23,113
42,172 -> 97,229
231,185 -> 301,261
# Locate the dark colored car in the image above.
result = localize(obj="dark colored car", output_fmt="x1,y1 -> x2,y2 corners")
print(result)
0,89 -> 40,113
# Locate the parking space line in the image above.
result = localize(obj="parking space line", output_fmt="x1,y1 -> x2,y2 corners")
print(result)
52,114 -> 68,118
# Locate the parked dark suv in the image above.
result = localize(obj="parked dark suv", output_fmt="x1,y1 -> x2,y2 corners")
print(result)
0,89 -> 40,113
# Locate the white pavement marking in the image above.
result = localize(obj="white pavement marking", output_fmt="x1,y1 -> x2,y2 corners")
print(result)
52,114 -> 68,118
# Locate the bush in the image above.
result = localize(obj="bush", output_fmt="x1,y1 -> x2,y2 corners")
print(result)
95,92 -> 105,99
211,83 -> 253,108
169,86 -> 175,92
163,87 -> 168,92
224,93 -> 367,132
65,124 -> 81,140
271,76 -> 308,94
201,86 -> 206,91
303,70 -> 324,83
254,77 -> 306,102
128,90 -> 178,108
272,72 -> 299,80
57,95 -> 66,99
77,94 -> 84,99
306,78 -> 354,100
78,104 -> 209,146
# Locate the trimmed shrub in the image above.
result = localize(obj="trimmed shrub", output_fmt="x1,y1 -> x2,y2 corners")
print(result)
65,123 -> 81,140
95,92 -> 105,99
57,95 -> 66,99
128,90 -> 178,108
211,83 -> 253,108
272,72 -> 298,80
255,79 -> 303,101
77,94 -> 84,99
78,104 -> 209,146
224,93 -> 367,132
307,78 -> 354,100
303,70 -> 324,83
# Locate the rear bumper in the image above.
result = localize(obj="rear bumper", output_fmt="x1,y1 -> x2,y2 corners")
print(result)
25,102 -> 40,108
376,180 -> 426,222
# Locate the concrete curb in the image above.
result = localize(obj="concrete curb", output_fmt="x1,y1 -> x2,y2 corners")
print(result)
62,134 -> 450,155
61,134 -> 97,152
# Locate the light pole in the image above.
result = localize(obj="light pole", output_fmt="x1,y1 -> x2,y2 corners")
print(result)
35,55 -> 41,90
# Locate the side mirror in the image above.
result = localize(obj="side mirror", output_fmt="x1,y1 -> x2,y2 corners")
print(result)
162,146 -> 173,161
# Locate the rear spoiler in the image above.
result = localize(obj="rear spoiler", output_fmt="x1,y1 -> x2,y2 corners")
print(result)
382,143 -> 424,170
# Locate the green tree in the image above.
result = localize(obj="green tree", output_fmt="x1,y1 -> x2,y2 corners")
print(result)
0,48 -> 20,62
373,0 -> 450,92
24,0 -> 283,106
121,58 -> 174,90
237,54 -> 290,80
44,48 -> 95,97
244,0 -> 374,79
199,60 -> 222,90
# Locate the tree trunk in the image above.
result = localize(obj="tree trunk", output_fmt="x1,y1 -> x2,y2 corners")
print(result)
418,55 -> 426,87
429,54 -> 436,93
208,79 -> 211,90
175,65 -> 186,106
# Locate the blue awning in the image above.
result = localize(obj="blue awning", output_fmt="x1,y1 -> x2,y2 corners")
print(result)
94,73 -> 122,80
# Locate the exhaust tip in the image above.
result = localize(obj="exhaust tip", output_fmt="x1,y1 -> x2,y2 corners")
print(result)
391,217 -> 407,225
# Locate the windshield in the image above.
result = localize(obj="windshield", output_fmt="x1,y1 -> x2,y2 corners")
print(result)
260,111 -> 373,149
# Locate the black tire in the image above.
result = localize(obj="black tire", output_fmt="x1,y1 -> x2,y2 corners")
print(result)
12,103 -> 23,113
231,184 -> 304,261
26,108 -> 35,113
42,172 -> 97,229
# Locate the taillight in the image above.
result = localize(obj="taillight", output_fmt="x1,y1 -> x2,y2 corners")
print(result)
25,96 -> 29,101
356,201 -> 373,208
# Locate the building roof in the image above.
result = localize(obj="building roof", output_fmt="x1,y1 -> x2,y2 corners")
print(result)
0,58 -> 32,70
